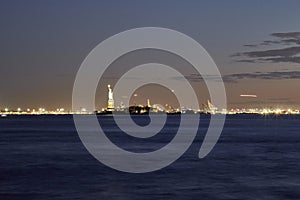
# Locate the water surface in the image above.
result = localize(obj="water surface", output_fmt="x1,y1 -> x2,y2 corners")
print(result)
0,115 -> 299,199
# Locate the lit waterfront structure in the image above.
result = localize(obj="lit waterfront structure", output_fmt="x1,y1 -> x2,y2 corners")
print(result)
0,108 -> 71,115
1,98 -> 300,117
202,100 -> 218,114
1,106 -> 300,116
147,99 -> 151,107
107,84 -> 114,112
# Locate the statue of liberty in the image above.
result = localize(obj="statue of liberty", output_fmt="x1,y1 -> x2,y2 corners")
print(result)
107,84 -> 114,111
108,84 -> 113,100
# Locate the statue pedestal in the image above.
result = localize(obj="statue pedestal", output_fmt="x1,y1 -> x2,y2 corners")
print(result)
107,99 -> 114,111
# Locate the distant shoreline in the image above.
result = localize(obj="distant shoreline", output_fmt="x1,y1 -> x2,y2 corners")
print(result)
1,113 -> 300,117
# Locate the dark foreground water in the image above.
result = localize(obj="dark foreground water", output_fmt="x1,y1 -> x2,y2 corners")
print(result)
0,115 -> 300,200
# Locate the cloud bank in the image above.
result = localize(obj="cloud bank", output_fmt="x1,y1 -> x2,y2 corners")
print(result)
173,71 -> 300,83
233,31 -> 300,64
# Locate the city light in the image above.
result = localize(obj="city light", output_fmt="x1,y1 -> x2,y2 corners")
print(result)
1,85 -> 300,116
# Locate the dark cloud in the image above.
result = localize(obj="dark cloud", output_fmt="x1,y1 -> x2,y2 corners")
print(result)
237,46 -> 300,58
234,59 -> 258,63
271,32 -> 300,39
263,56 -> 300,63
173,71 -> 300,83
281,39 -> 300,45
243,44 -> 258,48
224,71 -> 300,82
171,74 -> 224,83
260,40 -> 282,46
233,31 -> 300,64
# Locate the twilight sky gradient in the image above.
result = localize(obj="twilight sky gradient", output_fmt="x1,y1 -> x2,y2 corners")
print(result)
1,0 -> 300,110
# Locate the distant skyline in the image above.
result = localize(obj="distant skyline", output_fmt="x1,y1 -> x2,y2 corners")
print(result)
1,0 -> 300,110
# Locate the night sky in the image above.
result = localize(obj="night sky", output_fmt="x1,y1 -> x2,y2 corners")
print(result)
1,0 -> 300,110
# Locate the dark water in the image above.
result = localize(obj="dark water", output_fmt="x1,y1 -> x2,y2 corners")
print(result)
0,115 -> 300,200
